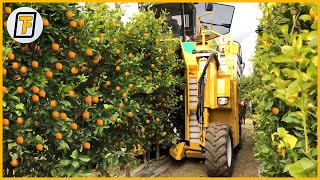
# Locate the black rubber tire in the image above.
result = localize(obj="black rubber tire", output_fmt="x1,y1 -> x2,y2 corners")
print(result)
204,122 -> 234,177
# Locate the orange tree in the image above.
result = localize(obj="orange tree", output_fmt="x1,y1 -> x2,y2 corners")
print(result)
3,3 -> 184,177
252,3 -> 317,177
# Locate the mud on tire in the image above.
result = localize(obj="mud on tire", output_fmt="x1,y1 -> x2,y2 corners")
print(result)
204,122 -> 233,177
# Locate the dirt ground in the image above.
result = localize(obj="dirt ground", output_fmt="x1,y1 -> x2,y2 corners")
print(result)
157,119 -> 259,177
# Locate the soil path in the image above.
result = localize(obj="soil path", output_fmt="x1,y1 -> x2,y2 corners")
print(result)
157,119 -> 259,177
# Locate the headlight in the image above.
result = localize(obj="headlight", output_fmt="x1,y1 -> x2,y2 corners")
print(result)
217,97 -> 229,106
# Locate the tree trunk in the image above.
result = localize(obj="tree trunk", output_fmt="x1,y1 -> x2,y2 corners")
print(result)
156,142 -> 160,161
147,149 -> 151,164
143,151 -> 148,166
125,162 -> 131,177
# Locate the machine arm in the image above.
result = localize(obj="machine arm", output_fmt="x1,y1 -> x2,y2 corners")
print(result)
196,53 -> 219,124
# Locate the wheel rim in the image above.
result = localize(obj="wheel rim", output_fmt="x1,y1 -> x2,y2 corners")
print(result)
227,135 -> 232,167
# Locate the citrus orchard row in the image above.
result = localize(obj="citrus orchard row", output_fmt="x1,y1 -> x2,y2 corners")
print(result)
2,3 -> 184,177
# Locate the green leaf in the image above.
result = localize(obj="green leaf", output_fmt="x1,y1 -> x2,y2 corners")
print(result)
103,104 -> 113,109
287,158 -> 316,177
51,169 -> 57,177
78,155 -> 91,162
60,100 -> 72,108
70,150 -> 78,159
15,103 -> 24,110
299,14 -> 311,22
60,159 -> 71,166
71,161 -> 80,169
271,68 -> 280,77
262,74 -> 271,81
58,140 -> 70,150
277,127 -> 288,138
280,24 -> 289,36
283,134 -> 298,149
3,100 -> 6,107
272,55 -> 293,63
281,46 -> 295,56
282,68 -> 300,79
293,36 -> 302,50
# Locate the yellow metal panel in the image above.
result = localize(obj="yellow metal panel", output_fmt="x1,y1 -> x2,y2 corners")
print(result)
169,142 -> 186,160
217,79 -> 230,97
185,150 -> 204,158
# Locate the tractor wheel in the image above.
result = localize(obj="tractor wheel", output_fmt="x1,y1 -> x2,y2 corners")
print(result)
204,122 -> 234,177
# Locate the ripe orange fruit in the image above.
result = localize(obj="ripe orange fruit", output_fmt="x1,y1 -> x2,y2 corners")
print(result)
86,48 -> 93,56
16,86 -> 24,94
112,22 -> 117,27
11,160 -> 19,167
272,107 -> 279,115
36,144 -> 43,151
68,90 -> 76,97
156,118 -> 160,122
160,56 -> 164,61
116,49 -> 121,55
162,132 -> 167,136
128,53 -> 133,59
96,119 -> 103,126
71,67 -> 78,74
3,119 -> 9,126
169,74 -> 173,78
84,96 -> 92,104
119,103 -> 124,108
4,21 -> 7,28
55,63 -> 63,71
146,90 -> 150,95
146,76 -> 150,81
82,112 -> 90,120
43,19 -> 49,27
20,66 -> 28,74
68,51 -> 76,59
55,132 -> 62,140
167,49 -> 173,54
52,111 -> 59,119
155,39 -> 160,43
148,110 -> 153,114
122,93 -> 127,98
116,66 -> 121,71
66,10 -> 73,18
111,117 -> 117,122
50,100 -> 57,108
155,85 -> 159,89
100,33 -> 105,38
92,96 -> 99,103
124,30 -> 129,35
83,142 -> 90,150
16,136 -> 24,145
46,71 -> 53,79
70,123 -> 78,130
32,61 -> 38,68
2,86 -> 7,94
5,7 -> 11,15
113,38 -> 118,43
60,113 -> 67,120
39,90 -> 46,97
92,58 -> 99,65
78,19 -> 84,26
146,119 -> 150,124
116,86 -> 121,91
124,72 -> 130,76
16,117 -> 24,125
106,81 -> 111,86
7,53 -> 14,60
143,33 -> 149,37
3,68 -> 7,75
12,62 -> 19,70
32,95 -> 39,102
141,128 -> 145,133
70,20 -> 77,28
128,112 -> 133,117
128,84 -> 133,88
52,43 -> 59,51
32,86 -> 40,94
151,64 -> 155,68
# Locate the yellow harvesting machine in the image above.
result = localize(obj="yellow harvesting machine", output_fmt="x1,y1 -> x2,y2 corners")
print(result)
139,3 -> 245,176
